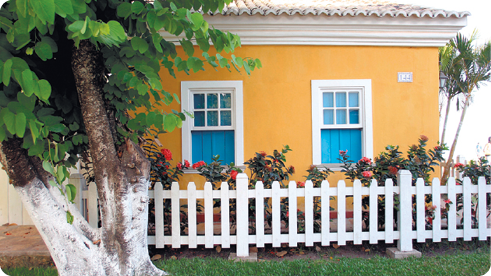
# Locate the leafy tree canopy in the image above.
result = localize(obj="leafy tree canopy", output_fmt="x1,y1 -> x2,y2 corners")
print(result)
0,0 -> 260,203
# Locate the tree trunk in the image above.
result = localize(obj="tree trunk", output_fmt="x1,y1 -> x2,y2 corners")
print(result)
440,95 -> 453,146
442,94 -> 470,184
0,41 -> 166,275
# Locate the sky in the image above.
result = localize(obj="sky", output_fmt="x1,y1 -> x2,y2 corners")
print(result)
398,0 -> 491,162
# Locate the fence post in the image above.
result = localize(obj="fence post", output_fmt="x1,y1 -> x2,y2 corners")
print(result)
236,173 -> 249,257
397,170 -> 413,252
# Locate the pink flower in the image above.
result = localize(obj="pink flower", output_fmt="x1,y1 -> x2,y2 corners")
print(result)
339,150 -> 348,156
297,181 -> 305,188
259,151 -> 267,157
230,170 -> 238,180
362,171 -> 373,178
358,157 -> 371,164
444,199 -> 451,204
161,149 -> 172,161
420,135 -> 429,142
177,163 -> 183,170
184,160 -> 190,168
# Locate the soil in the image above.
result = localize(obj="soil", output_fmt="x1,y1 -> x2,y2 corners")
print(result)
2,239 -> 488,269
148,238 -> 491,262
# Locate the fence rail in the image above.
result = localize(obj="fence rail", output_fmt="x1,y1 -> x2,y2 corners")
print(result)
82,170 -> 491,257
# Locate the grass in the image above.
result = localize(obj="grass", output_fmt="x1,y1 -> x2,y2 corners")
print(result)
154,249 -> 490,276
3,245 -> 489,276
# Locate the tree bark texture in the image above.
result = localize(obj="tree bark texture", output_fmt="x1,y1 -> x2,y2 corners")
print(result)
0,41 -> 166,275
442,95 -> 470,184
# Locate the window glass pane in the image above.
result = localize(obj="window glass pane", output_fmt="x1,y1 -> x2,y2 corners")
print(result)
349,109 -> 359,124
323,109 -> 333,125
194,111 -> 205,127
194,94 -> 205,109
336,109 -> 346,124
207,111 -> 218,126
349,92 -> 359,107
221,111 -> 232,126
336,92 -> 346,107
207,94 -> 218,108
323,92 -> 333,108
220,93 -> 232,108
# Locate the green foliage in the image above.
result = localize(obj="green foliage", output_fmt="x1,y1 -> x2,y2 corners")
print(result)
193,155 -> 242,190
244,145 -> 294,189
0,0 -> 259,223
453,157 -> 491,227
338,135 -> 447,230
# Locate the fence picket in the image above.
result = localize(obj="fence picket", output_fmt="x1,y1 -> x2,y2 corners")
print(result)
155,182 -> 164,248
447,178 -> 456,241
256,181 -> 265,248
478,177 -> 487,240
463,177 -> 472,241
88,182 -> 98,228
77,172 -> 490,257
305,180 -> 314,247
432,178 -> 442,242
369,180 -> 378,244
236,173 -> 249,257
385,179 -> 394,244
416,178 -> 425,242
337,180 -> 346,246
204,182 -> 213,248
288,181 -> 297,247
221,182 -> 230,248
171,182 -> 180,248
188,182 -> 197,248
272,181 -> 281,247
353,180 -> 362,244
321,180 -> 330,246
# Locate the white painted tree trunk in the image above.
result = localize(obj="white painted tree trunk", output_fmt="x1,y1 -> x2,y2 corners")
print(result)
14,176 -> 166,276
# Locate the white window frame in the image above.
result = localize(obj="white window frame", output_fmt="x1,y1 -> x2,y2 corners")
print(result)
181,81 -> 244,166
311,79 -> 373,165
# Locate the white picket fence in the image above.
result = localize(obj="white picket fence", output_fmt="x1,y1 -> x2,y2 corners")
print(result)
82,170 -> 491,257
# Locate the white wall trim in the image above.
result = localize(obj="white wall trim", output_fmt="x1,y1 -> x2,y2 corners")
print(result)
311,79 -> 373,165
160,14 -> 466,47
181,81 -> 244,166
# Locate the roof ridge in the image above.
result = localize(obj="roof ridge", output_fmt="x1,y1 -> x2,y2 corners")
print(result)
212,0 -> 470,18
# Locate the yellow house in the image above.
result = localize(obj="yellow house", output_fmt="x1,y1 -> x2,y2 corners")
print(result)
155,0 -> 468,187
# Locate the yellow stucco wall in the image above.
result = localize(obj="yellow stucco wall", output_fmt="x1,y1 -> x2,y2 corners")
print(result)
156,45 -> 440,188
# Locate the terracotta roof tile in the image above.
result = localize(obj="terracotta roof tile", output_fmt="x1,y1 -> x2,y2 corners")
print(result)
211,0 -> 469,18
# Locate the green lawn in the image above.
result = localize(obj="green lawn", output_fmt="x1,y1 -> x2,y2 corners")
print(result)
5,249 -> 488,276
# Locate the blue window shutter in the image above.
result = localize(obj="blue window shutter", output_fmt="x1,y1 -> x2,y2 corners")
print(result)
192,130 -> 235,164
321,129 -> 362,163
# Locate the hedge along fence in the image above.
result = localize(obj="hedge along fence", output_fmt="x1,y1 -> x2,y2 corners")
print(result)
82,170 -> 491,257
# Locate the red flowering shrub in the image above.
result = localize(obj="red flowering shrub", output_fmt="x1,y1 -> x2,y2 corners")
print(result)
454,163 -> 464,169
161,148 -> 172,161
230,170 -> 239,180
362,171 -> 373,178
192,160 -> 206,169
338,136 -> 447,230
358,157 -> 372,165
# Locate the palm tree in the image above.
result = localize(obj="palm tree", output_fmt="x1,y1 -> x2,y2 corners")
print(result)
440,33 -> 491,183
